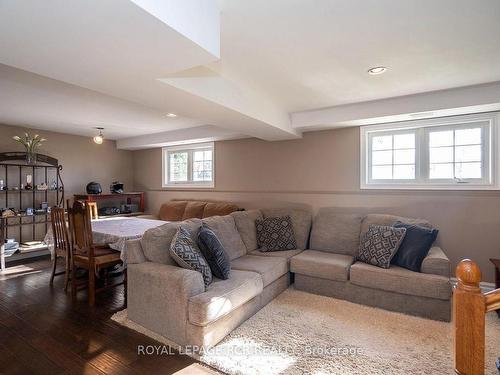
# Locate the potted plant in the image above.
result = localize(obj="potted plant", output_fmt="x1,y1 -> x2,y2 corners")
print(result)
12,133 -> 46,164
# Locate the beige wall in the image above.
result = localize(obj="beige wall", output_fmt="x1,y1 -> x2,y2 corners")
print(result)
133,127 -> 500,283
0,123 -> 134,200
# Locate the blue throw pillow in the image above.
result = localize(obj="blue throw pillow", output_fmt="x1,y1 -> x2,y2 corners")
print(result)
198,224 -> 231,280
391,221 -> 439,272
170,227 -> 212,287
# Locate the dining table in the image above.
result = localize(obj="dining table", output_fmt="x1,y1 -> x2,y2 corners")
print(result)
45,216 -> 166,263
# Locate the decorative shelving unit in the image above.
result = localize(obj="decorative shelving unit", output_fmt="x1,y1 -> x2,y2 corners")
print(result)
0,152 -> 64,270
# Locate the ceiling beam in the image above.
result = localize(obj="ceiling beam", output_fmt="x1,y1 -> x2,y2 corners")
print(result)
116,125 -> 245,150
291,81 -> 500,130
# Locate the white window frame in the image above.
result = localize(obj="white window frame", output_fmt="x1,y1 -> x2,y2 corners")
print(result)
162,142 -> 215,188
360,112 -> 498,190
366,128 -> 420,185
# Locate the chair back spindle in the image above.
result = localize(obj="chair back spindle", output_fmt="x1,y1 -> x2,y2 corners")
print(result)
49,206 -> 71,289
50,207 -> 70,253
87,202 -> 99,220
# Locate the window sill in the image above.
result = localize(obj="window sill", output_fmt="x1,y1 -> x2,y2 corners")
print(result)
161,183 -> 215,189
360,183 -> 498,191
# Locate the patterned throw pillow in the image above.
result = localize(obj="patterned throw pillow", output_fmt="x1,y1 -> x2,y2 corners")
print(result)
358,224 -> 406,268
170,227 -> 212,287
198,224 -> 231,280
256,215 -> 297,252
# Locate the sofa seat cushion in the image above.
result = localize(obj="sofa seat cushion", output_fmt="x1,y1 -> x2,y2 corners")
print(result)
350,262 -> 451,300
231,255 -> 288,287
290,250 -> 354,282
250,248 -> 303,264
188,270 -> 263,326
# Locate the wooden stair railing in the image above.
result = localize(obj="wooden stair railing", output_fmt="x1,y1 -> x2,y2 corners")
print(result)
453,259 -> 500,375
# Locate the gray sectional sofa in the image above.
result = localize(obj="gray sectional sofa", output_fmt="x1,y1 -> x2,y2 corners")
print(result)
126,208 -> 312,348
126,207 -> 452,349
291,208 -> 452,322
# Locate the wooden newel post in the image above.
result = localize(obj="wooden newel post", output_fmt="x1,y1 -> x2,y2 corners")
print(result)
453,259 -> 485,375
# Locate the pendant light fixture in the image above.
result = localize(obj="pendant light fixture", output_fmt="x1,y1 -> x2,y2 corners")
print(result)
93,127 -> 104,144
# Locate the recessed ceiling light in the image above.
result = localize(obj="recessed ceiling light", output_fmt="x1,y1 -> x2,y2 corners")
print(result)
367,66 -> 388,75
166,113 -> 177,118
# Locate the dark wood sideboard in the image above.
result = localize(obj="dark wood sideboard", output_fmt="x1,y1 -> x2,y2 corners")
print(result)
74,192 -> 145,217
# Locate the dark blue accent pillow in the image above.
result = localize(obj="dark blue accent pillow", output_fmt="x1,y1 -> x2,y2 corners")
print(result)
391,221 -> 438,272
198,224 -> 231,280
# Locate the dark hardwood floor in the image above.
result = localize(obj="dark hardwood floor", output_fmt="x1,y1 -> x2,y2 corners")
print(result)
0,257 -> 219,375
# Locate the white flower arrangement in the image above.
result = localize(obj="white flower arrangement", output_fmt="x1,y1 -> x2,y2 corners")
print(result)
13,133 -> 46,154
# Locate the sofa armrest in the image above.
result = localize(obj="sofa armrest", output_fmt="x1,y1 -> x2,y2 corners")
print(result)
127,262 -> 204,345
126,238 -> 146,264
421,246 -> 451,278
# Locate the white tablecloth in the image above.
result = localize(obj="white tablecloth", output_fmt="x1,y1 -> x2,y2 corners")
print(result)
45,217 -> 166,262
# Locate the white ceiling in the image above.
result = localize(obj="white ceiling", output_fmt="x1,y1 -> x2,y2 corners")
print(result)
0,64 -> 205,139
218,0 -> 500,112
0,0 -> 500,147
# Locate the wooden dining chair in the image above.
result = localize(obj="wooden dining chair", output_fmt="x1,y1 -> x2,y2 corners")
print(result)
49,206 -> 71,291
69,200 -> 125,306
87,202 -> 99,220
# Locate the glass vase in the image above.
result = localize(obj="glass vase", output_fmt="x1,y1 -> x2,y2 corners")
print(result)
26,152 -> 37,165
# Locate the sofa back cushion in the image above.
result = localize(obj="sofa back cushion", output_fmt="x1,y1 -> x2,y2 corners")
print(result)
230,209 -> 263,251
260,208 -> 312,250
360,214 -> 432,241
202,215 -> 247,260
158,200 -> 240,222
140,218 -> 202,265
159,201 -> 188,221
182,201 -> 207,220
310,209 -> 363,256
203,202 -> 239,218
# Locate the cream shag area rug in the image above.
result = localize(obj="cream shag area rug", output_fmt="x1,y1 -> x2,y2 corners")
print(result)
112,288 -> 500,375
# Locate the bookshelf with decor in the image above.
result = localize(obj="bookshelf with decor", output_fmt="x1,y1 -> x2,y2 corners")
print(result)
0,152 -> 64,270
